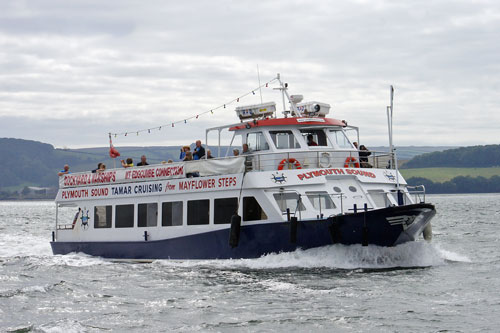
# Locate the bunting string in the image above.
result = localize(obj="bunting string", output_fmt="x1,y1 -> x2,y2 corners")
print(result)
110,76 -> 279,137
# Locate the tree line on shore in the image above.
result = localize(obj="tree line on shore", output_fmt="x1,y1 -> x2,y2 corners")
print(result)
407,176 -> 500,194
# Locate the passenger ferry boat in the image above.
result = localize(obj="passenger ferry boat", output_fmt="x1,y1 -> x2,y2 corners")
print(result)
51,75 -> 436,259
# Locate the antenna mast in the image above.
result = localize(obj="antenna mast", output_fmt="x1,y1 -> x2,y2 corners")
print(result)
275,73 -> 302,117
257,64 -> 263,104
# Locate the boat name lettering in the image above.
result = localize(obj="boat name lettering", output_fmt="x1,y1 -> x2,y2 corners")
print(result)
91,188 -> 109,197
111,186 -> 132,195
178,176 -> 237,191
297,168 -> 376,180
61,189 -> 89,199
110,184 -> 162,195
134,183 -> 162,194
63,171 -> 117,186
124,166 -> 184,180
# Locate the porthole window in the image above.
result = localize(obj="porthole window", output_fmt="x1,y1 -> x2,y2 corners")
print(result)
333,186 -> 342,193
348,186 -> 357,192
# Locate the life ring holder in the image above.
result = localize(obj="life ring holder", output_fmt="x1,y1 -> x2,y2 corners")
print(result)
344,156 -> 360,168
319,152 -> 332,168
278,158 -> 302,170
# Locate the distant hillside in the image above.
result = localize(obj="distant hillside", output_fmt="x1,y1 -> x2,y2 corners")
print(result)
0,138 -> 232,191
369,146 -> 454,160
0,137 -> 492,195
400,167 -> 500,183
0,138 -> 102,189
402,145 -> 500,168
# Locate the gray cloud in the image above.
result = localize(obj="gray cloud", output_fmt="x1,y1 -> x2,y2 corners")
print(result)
0,0 -> 498,148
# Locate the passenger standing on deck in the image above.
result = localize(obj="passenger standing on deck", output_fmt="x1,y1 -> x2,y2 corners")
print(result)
242,143 -> 252,171
179,145 -> 190,161
136,155 -> 149,166
193,140 -> 205,160
359,145 -> 372,168
242,144 -> 250,154
58,164 -> 70,176
121,158 -> 134,168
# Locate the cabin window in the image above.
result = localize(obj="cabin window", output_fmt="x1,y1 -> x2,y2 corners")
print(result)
246,132 -> 269,151
273,192 -> 305,213
115,204 -> 134,228
94,205 -> 112,228
214,198 -> 238,224
300,129 -> 329,146
329,130 -> 352,149
243,196 -> 268,221
187,199 -> 210,225
269,131 -> 300,149
138,203 -> 158,227
162,201 -> 183,226
306,192 -> 336,210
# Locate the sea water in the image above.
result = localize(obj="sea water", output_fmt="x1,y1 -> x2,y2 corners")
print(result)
0,194 -> 499,332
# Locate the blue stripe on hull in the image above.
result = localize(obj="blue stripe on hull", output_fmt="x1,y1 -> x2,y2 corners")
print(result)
51,204 -> 435,259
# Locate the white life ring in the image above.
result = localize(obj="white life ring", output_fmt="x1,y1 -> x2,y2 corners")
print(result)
319,152 -> 332,168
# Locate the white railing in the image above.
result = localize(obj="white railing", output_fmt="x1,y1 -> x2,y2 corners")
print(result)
407,185 -> 426,203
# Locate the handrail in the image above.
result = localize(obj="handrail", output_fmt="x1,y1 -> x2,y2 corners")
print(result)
407,185 -> 426,203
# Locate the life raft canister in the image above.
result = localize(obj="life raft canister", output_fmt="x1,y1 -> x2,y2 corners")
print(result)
278,158 -> 302,170
344,156 -> 360,168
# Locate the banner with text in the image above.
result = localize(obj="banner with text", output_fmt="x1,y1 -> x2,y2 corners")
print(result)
59,163 -> 185,188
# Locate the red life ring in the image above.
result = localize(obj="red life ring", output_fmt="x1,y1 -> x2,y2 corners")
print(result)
278,158 -> 302,170
344,157 -> 360,168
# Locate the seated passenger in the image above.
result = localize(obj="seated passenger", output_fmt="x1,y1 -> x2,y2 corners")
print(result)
58,164 -> 70,176
92,163 -> 102,173
98,164 -> 106,172
233,149 -> 239,156
307,134 -> 318,146
121,158 -> 134,168
206,149 -> 214,159
136,155 -> 149,166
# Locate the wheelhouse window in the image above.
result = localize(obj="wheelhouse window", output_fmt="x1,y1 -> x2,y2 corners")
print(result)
187,199 -> 210,225
300,129 -> 329,146
273,192 -> 305,213
214,198 -> 238,224
94,205 -> 112,228
306,192 -> 336,210
115,204 -> 134,228
138,203 -> 158,227
329,129 -> 353,149
270,131 -> 300,149
162,201 -> 183,226
243,196 -> 268,221
246,132 -> 269,151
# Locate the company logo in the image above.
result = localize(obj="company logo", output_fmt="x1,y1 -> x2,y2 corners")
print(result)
80,208 -> 90,230
271,172 -> 287,184
384,171 -> 396,182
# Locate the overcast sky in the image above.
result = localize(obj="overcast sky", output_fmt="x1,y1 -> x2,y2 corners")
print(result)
1,0 -> 498,149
